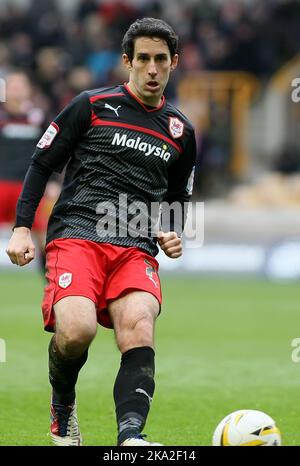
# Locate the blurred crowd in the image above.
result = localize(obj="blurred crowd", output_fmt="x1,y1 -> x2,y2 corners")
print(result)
1,0 -> 300,206
1,0 -> 300,119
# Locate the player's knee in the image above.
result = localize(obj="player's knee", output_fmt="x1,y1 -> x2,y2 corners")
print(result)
110,292 -> 159,352
118,311 -> 155,352
134,318 -> 154,348
57,323 -> 96,357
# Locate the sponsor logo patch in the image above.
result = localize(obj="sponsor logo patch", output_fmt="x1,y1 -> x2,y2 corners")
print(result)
169,117 -> 184,139
58,272 -> 72,289
37,122 -> 59,149
112,132 -> 172,162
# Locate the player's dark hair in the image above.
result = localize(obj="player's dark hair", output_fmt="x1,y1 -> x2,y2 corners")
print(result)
122,17 -> 178,61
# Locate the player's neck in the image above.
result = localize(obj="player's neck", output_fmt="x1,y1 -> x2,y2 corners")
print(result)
126,81 -> 162,108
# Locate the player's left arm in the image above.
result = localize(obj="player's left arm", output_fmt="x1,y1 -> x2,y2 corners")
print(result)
158,131 -> 197,258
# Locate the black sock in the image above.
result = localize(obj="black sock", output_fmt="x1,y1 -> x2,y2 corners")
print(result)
48,336 -> 88,405
114,346 -> 155,445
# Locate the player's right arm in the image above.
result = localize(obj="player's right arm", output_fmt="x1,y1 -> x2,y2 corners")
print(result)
6,92 -> 91,266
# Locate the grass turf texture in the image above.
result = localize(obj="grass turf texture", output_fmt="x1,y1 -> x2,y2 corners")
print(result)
0,271 -> 299,446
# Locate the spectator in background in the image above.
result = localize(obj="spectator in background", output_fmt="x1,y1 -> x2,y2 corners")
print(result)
0,71 -> 61,271
0,43 -> 10,76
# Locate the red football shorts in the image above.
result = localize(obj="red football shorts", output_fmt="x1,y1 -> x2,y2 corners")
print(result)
0,180 -> 51,231
42,238 -> 162,331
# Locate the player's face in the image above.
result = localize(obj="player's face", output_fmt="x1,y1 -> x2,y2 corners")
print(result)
5,73 -> 32,115
123,37 -> 178,106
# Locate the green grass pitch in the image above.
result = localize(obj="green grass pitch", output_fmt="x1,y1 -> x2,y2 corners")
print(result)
0,271 -> 299,446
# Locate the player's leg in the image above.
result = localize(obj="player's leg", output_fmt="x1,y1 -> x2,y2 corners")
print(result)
49,296 -> 97,446
50,296 -> 97,400
42,238 -> 105,445
108,291 -> 160,446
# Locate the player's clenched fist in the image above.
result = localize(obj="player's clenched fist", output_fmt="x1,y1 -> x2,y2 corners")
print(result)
157,231 -> 182,259
6,227 -> 35,266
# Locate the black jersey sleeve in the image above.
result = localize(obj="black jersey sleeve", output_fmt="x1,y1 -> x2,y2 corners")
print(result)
14,160 -> 52,229
32,91 -> 91,173
162,131 -> 197,235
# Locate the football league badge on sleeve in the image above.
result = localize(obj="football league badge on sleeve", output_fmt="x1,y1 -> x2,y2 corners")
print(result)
37,122 -> 59,149
169,117 -> 184,139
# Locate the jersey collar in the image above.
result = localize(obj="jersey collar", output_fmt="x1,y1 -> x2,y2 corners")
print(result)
123,83 -> 165,113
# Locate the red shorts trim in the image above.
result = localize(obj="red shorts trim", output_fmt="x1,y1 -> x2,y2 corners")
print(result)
0,180 -> 51,231
42,239 -> 162,331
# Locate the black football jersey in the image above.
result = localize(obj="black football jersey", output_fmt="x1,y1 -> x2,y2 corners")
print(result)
0,108 -> 43,181
32,83 -> 196,256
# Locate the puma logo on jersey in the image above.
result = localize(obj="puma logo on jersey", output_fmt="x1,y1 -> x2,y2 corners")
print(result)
112,132 -> 171,161
104,103 -> 121,117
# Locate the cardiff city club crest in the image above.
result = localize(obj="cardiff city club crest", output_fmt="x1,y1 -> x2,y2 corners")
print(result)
58,272 -> 72,289
169,117 -> 184,139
